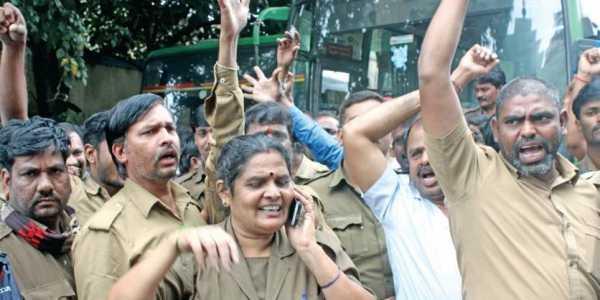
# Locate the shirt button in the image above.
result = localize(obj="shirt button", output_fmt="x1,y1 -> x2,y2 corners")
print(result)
569,261 -> 577,267
219,78 -> 226,84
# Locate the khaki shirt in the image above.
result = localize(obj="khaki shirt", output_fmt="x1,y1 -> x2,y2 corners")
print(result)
0,212 -> 76,299
72,179 -> 206,300
295,155 -> 330,185
175,169 -> 205,206
425,119 -> 600,300
307,168 -> 395,299
203,63 -> 245,224
579,155 -> 600,173
193,217 -> 364,300
69,175 -> 111,226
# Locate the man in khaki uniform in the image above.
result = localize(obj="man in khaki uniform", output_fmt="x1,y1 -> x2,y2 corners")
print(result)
294,153 -> 329,185
175,140 -> 205,205
419,1 -> 600,298
69,111 -> 125,225
0,117 -> 78,299
571,66 -> 600,173
72,94 -> 205,300
307,168 -> 394,298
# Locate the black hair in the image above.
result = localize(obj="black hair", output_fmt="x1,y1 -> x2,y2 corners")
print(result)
83,110 -> 110,148
57,122 -> 84,140
573,76 -> 600,120
401,114 -> 422,157
245,102 -> 293,140
0,117 -> 70,171
496,77 -> 560,120
106,93 -> 163,174
179,141 -> 201,175
190,106 -> 209,130
476,66 -> 506,88
338,90 -> 384,125
466,113 -> 489,127
217,133 -> 291,191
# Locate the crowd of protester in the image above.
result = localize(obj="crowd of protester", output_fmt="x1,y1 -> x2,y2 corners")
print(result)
1,0 -> 600,299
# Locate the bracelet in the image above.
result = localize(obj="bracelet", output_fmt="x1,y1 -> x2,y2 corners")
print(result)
574,74 -> 591,84
319,269 -> 341,290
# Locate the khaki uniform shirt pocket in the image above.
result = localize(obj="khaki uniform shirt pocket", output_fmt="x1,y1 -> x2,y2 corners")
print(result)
327,214 -> 369,255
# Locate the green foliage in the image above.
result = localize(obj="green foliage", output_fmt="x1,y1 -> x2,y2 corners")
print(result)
13,0 -> 88,86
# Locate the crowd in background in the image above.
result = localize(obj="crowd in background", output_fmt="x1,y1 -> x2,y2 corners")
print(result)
1,0 -> 600,299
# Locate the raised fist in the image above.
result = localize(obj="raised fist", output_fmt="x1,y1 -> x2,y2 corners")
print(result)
0,3 -> 27,45
458,44 -> 499,79
577,47 -> 600,79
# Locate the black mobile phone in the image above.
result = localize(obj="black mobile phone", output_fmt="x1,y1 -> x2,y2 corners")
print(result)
287,199 -> 304,227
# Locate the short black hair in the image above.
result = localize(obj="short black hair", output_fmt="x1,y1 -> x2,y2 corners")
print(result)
190,106 -> 209,130
57,122 -> 84,140
476,66 -> 506,88
573,76 -> 600,120
179,141 -> 201,175
217,133 -> 291,191
245,102 -> 293,139
106,93 -> 163,173
496,77 -> 560,120
338,90 -> 384,125
83,110 -> 110,148
0,117 -> 70,171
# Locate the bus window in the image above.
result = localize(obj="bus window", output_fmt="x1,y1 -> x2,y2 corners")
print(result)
320,70 -> 350,111
295,0 -> 571,112
574,0 -> 600,40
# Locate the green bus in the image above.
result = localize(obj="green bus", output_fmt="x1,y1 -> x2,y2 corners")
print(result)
140,7 -> 302,125
289,0 -> 600,114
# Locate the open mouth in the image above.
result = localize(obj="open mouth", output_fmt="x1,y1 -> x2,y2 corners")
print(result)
158,150 -> 178,164
258,204 -> 282,212
418,168 -> 438,187
518,143 -> 545,164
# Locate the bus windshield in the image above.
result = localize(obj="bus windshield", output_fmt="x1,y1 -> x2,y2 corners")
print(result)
141,37 -> 279,124
291,0 -> 599,113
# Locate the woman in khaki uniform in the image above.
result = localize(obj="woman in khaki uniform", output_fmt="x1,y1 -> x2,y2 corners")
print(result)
108,134 -> 374,300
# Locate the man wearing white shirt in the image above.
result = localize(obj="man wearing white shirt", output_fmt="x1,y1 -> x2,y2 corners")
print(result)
342,45 -> 495,299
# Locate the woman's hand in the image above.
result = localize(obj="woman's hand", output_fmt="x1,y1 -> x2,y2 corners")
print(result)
175,225 -> 240,272
286,186 -> 318,254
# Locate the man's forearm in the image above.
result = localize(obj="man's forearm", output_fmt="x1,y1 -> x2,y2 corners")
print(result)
345,91 -> 420,143
218,35 -> 239,68
289,106 -> 343,170
0,45 -> 28,124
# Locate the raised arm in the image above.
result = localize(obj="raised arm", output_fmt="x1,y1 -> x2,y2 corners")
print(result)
242,32 -> 343,169
0,3 -> 28,123
418,0 -> 472,137
203,0 -> 249,224
564,48 -> 600,160
342,91 -> 420,191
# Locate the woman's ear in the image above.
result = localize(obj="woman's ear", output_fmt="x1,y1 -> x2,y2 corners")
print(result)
216,180 -> 232,207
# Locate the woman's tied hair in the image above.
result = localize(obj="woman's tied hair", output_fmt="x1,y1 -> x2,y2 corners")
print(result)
216,133 -> 291,192
0,116 -> 70,171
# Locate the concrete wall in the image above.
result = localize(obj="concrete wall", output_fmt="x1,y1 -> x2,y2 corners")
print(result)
69,61 -> 142,118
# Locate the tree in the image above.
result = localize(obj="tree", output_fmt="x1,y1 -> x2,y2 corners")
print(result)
10,0 -> 291,118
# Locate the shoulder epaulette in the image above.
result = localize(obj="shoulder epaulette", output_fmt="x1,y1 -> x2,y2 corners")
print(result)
87,202 -> 124,231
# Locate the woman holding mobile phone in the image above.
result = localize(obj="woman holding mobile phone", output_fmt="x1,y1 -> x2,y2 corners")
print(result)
108,134 -> 374,300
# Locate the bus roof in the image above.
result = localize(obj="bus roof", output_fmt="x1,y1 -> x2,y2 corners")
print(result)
146,34 -> 283,60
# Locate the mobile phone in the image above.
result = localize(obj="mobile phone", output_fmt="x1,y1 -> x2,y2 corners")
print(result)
287,199 -> 304,227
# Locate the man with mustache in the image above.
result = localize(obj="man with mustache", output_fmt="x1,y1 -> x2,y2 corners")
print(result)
69,110 -> 125,225
0,117 -> 77,299
418,0 -> 600,298
175,107 -> 208,204
571,48 -> 600,172
72,94 -> 205,300
342,44 -> 496,299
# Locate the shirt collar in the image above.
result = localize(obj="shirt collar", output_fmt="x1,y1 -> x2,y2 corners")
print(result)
124,179 -> 191,218
83,175 -> 110,200
499,152 -> 579,187
328,167 -> 350,188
